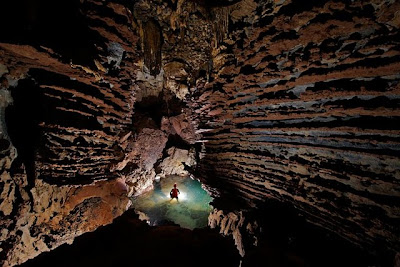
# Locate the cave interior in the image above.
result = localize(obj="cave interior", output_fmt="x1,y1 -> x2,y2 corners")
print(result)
0,0 -> 400,266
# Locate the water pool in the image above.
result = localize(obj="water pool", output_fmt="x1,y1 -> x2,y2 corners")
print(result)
131,175 -> 213,229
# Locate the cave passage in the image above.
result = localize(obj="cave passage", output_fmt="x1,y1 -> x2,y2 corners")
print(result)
131,175 -> 213,229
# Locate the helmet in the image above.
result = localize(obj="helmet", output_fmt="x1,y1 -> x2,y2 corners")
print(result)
174,183 -> 177,187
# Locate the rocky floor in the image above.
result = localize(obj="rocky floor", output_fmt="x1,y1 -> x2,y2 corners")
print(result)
19,209 -> 241,267
19,204 -> 382,267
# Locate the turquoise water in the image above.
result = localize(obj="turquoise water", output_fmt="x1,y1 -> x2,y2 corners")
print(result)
131,175 -> 213,229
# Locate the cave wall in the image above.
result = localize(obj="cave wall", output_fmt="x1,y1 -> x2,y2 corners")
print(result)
196,0 -> 400,257
0,0 -> 141,265
0,0 -> 210,265
0,0 -> 140,184
0,0 -> 157,265
0,0 -> 400,265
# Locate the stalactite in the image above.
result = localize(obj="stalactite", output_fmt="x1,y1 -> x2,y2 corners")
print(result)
142,19 -> 162,76
212,7 -> 230,47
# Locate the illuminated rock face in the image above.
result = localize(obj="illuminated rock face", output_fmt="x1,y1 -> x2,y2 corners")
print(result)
0,1 -> 139,265
196,0 -> 400,258
0,0 -> 400,265
0,0 -> 204,265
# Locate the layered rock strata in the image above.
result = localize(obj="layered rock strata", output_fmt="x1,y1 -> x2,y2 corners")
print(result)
0,0 -> 139,265
0,0 -> 399,265
0,0 -> 209,265
196,0 -> 400,259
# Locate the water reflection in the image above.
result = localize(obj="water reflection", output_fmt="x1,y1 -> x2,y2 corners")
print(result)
131,175 -> 213,229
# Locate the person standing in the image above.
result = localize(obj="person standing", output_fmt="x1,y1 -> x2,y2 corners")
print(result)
170,183 -> 180,200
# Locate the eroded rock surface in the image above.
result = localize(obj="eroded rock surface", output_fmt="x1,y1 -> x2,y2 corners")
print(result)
209,209 -> 251,257
196,0 -> 400,260
0,0 -> 400,266
0,0 -> 204,265
158,147 -> 196,177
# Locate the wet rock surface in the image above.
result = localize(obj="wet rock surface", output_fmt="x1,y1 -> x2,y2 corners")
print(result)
131,175 -> 213,229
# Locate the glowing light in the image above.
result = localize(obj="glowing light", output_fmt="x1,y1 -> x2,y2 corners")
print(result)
165,192 -> 187,201
179,192 -> 187,200
132,175 -> 213,229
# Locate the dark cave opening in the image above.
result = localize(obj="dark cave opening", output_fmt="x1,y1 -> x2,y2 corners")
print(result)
0,139 -> 10,152
164,134 -> 192,151
132,95 -> 165,130
0,0 -> 100,66
132,90 -> 187,131
5,79 -> 45,190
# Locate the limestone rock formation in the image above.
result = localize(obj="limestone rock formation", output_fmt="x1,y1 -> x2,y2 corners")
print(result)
158,147 -> 196,177
208,209 -> 255,257
0,0 -> 399,266
196,0 -> 400,260
0,0 -> 204,265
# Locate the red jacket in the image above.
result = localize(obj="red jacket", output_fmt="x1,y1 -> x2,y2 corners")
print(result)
170,188 -> 180,198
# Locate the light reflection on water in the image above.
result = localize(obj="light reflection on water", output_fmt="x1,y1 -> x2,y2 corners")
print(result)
131,175 -> 213,229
